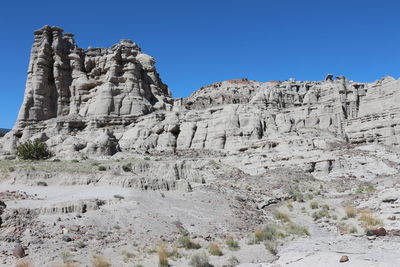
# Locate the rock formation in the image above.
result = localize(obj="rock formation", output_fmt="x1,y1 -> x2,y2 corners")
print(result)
2,26 -> 400,161
17,25 -> 172,125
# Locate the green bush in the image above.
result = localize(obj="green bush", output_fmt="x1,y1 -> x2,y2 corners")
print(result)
98,166 -> 107,171
17,139 -> 52,160
177,236 -> 201,249
189,251 -> 210,267
122,164 -> 132,172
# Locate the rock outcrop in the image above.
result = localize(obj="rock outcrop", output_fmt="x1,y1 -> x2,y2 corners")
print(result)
17,25 -> 172,125
2,26 -> 400,161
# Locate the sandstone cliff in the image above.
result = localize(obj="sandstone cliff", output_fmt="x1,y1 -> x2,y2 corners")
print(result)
17,26 -> 172,125
2,26 -> 400,161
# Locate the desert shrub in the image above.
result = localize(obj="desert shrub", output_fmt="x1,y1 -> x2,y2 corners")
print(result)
17,139 -> 52,160
310,201 -> 319,209
190,251 -> 210,267
226,256 -> 240,267
37,181 -> 48,186
345,205 -> 357,218
349,225 -> 358,233
122,164 -> 132,172
168,246 -> 182,259
60,251 -> 72,263
177,235 -> 201,249
8,166 -> 15,172
357,185 -> 376,193
306,193 -> 314,200
16,259 -> 33,267
77,241 -> 86,248
98,166 -> 107,171
274,211 -> 291,222
358,212 -> 383,228
71,159 -> 79,163
208,243 -> 222,256
157,245 -> 169,267
144,157 -> 150,161
291,192 -> 305,202
121,250 -> 135,263
225,236 -> 239,250
92,254 -> 111,267
284,223 -> 309,236
255,224 -> 277,243
286,201 -> 293,211
264,240 -> 278,255
312,210 -> 328,221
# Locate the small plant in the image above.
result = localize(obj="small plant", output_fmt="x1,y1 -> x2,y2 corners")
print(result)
92,254 -> 111,267
264,240 -> 278,255
122,164 -> 132,172
16,259 -> 33,267
254,224 -> 278,243
157,245 -> 169,267
8,166 -> 15,172
60,251 -> 72,263
274,211 -> 291,222
306,193 -> 314,200
349,225 -> 358,233
121,250 -> 135,263
225,236 -> 239,250
358,212 -> 383,228
168,246 -> 182,259
286,201 -> 293,211
144,157 -> 150,161
312,210 -> 328,221
77,241 -> 86,248
177,235 -> 201,249
208,243 -> 222,256
17,139 -> 52,160
345,205 -> 357,218
37,181 -> 48,186
190,251 -> 210,267
98,165 -> 107,171
71,159 -> 79,163
357,185 -> 376,193
291,192 -> 305,202
284,223 -> 310,236
310,201 -> 319,209
226,256 -> 239,267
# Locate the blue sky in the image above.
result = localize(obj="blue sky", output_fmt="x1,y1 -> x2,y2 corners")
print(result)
1,0 -> 400,128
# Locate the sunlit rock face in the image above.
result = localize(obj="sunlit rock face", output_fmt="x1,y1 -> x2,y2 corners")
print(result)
17,25 -> 172,124
2,26 -> 400,158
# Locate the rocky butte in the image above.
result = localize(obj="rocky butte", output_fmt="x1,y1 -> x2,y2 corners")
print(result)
2,26 -> 400,160
1,26 -> 400,266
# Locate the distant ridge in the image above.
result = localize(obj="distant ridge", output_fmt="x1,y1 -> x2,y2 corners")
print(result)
0,128 -> 10,136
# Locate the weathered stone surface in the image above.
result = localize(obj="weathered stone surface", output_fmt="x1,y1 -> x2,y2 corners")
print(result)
2,26 -> 400,161
17,25 -> 172,124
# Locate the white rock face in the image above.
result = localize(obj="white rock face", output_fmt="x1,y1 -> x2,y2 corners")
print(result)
16,26 -> 172,124
2,26 -> 400,160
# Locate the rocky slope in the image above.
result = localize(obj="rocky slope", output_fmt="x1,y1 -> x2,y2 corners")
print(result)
1,26 -> 400,267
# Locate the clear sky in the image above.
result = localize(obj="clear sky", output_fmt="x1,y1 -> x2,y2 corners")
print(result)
1,0 -> 399,129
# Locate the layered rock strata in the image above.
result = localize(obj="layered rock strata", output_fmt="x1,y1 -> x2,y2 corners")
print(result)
2,26 -> 400,162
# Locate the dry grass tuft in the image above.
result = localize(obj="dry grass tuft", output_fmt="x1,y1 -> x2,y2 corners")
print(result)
274,211 -> 291,222
92,254 -> 111,267
358,211 -> 383,228
345,205 -> 357,218
157,245 -> 169,267
208,243 -> 223,256
16,259 -> 32,267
